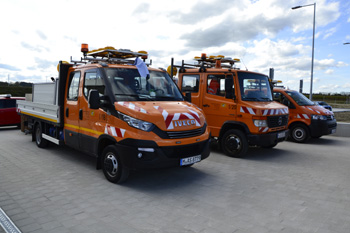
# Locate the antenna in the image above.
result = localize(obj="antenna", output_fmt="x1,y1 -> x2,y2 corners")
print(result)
240,58 -> 248,71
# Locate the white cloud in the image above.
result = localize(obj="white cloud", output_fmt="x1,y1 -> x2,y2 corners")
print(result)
325,69 -> 334,74
322,27 -> 337,39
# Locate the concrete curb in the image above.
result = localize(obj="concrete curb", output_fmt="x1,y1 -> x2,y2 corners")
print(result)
332,122 -> 350,137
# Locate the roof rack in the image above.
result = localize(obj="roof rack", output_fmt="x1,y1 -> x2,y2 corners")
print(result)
70,44 -> 152,66
170,54 -> 240,74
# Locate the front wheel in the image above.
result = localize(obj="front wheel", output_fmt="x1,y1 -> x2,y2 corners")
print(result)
289,124 -> 310,143
221,129 -> 248,158
102,145 -> 129,183
35,123 -> 48,148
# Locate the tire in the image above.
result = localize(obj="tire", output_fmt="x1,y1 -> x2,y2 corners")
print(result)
102,145 -> 129,183
35,123 -> 48,148
221,129 -> 248,158
289,124 -> 310,143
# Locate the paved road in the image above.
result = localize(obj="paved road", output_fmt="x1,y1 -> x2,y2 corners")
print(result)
1,128 -> 350,233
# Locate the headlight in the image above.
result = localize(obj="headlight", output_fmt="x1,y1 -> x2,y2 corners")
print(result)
119,112 -> 154,131
253,119 -> 268,127
311,114 -> 327,120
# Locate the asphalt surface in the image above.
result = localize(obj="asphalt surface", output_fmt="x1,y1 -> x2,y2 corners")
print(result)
1,127 -> 350,233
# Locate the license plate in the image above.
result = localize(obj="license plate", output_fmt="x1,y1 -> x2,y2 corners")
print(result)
331,129 -> 336,134
277,132 -> 286,139
180,155 -> 201,166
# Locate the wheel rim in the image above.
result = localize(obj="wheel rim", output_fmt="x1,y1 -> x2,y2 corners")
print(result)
225,134 -> 241,153
36,126 -> 41,144
104,153 -> 118,177
293,128 -> 305,141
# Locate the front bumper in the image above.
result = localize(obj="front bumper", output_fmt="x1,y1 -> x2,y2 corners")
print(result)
309,119 -> 337,137
115,138 -> 211,170
247,129 -> 289,146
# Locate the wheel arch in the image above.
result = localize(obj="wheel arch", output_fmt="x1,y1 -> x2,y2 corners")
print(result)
219,121 -> 250,141
96,134 -> 117,170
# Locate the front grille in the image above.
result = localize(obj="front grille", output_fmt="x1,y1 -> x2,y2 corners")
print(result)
162,141 -> 207,158
167,127 -> 205,139
153,123 -> 207,139
267,115 -> 288,128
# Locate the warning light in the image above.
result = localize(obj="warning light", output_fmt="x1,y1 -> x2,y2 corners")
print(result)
81,44 -> 89,52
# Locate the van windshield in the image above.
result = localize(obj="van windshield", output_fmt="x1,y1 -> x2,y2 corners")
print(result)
238,72 -> 273,101
286,91 -> 315,106
104,68 -> 183,101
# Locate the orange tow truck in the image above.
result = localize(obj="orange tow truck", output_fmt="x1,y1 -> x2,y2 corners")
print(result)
171,54 -> 289,157
18,44 -> 210,183
273,87 -> 337,142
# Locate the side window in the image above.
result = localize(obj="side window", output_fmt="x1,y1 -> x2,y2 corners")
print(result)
0,99 -> 16,108
207,75 -> 225,96
181,75 -> 199,93
84,71 -> 105,98
67,72 -> 81,101
274,92 -> 289,106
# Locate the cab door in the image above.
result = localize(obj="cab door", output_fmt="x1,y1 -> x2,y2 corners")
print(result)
202,74 -> 237,137
64,71 -> 81,150
180,74 -> 201,107
78,69 -> 106,155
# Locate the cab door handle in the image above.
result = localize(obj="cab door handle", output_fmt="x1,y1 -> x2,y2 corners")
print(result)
79,109 -> 83,120
203,104 -> 210,107
66,108 -> 69,117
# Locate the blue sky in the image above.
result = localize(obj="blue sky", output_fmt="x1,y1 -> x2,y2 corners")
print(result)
0,0 -> 349,94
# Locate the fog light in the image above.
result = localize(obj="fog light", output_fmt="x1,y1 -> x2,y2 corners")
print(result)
138,153 -> 143,159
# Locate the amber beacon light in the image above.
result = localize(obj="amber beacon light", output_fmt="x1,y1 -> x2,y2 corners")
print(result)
81,43 -> 89,56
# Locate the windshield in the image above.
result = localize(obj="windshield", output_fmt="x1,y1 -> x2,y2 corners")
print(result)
286,91 -> 315,106
238,72 -> 273,101
105,68 -> 183,101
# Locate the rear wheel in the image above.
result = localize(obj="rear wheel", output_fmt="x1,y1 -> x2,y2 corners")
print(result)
221,129 -> 248,158
102,145 -> 129,183
289,124 -> 309,143
35,123 -> 48,148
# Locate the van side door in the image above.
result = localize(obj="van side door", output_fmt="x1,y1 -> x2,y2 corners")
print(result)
64,71 -> 81,150
202,74 -> 237,136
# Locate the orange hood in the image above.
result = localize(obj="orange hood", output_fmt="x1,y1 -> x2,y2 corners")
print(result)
114,101 -> 205,131
301,105 -> 333,115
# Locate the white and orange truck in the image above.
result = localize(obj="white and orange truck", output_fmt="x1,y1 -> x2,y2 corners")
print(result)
273,87 -> 337,142
17,44 -> 210,183
171,54 -> 289,157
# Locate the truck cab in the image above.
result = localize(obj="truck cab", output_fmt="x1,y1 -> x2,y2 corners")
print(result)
273,87 -> 337,142
18,45 -> 210,183
173,54 -> 289,157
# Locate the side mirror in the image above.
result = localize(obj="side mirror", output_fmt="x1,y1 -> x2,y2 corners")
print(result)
185,92 -> 192,103
88,89 -> 100,109
225,76 -> 235,99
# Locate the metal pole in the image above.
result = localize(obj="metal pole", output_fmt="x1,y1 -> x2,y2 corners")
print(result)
310,3 -> 316,101
292,3 -> 316,101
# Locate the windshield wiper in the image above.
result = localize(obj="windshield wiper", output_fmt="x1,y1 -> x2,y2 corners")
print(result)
138,94 -> 155,100
259,97 -> 272,101
243,97 -> 260,101
115,93 -> 138,96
